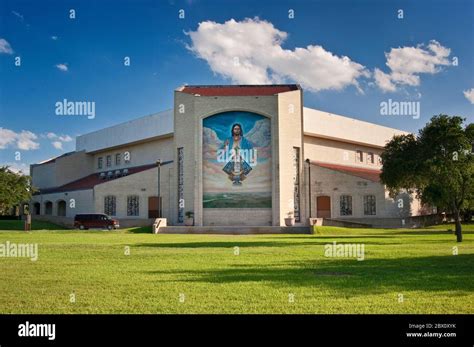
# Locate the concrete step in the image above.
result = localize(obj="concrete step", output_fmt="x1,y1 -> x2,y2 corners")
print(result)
158,226 -> 310,234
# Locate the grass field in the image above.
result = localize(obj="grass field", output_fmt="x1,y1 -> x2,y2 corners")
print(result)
0,220 -> 473,314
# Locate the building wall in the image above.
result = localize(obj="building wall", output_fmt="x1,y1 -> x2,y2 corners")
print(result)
203,209 -> 273,226
91,137 -> 174,173
277,90 -> 305,225
30,151 -> 94,189
173,91 -> 196,226
308,165 -> 423,219
93,164 -> 173,220
30,189 -> 94,217
304,136 -> 383,169
31,162 -> 56,189
303,107 -> 408,148
174,90 -> 304,226
54,151 -> 94,187
76,110 -> 173,153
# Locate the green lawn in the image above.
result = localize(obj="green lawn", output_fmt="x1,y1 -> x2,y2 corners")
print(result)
0,220 -> 473,314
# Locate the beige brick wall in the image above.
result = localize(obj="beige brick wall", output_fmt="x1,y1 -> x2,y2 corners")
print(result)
31,162 -> 56,189
308,165 -> 423,219
55,151 -> 94,187
93,164 -> 173,219
304,107 -> 408,147
30,189 -> 94,217
304,136 -> 383,169
92,137 -> 173,173
174,91 -> 285,226
172,89 -> 307,226
173,92 -> 197,225
277,90 -> 305,225
203,209 -> 272,226
31,151 -> 94,189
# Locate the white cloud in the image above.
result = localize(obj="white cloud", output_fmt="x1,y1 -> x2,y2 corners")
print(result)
375,40 -> 451,92
52,141 -> 63,150
58,135 -> 72,142
0,128 -> 17,148
51,36 -> 58,40
373,68 -> 396,93
0,128 -> 39,150
16,131 -> 39,150
40,132 -> 73,149
463,88 -> 474,104
187,18 -> 369,93
55,63 -> 68,72
0,38 -> 14,54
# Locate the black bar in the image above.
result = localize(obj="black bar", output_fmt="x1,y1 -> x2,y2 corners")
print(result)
0,314 -> 472,346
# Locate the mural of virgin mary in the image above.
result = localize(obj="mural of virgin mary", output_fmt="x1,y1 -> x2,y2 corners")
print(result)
222,123 -> 253,185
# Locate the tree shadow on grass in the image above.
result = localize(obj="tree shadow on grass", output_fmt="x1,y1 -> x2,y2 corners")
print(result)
127,226 -> 153,234
144,254 -> 474,297
277,230 -> 469,238
0,220 -> 68,231
134,239 -> 404,249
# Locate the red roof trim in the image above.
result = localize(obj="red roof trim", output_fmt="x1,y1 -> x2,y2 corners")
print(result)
310,161 -> 382,183
179,84 -> 300,96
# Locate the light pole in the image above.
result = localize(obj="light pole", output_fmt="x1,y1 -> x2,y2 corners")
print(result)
156,159 -> 161,217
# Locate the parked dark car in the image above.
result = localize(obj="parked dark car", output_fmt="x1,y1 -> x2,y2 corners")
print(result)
74,214 -> 119,230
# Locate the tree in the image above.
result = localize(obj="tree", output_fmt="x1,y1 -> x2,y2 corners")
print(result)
381,115 -> 473,242
0,166 -> 35,215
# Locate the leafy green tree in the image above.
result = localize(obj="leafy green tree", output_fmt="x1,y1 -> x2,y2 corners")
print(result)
381,115 -> 473,242
0,166 -> 35,215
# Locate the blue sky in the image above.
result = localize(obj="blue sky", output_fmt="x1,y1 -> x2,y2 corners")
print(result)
0,0 -> 473,173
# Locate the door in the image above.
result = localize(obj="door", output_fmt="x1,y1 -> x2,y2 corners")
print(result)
148,196 -> 162,218
317,196 -> 331,218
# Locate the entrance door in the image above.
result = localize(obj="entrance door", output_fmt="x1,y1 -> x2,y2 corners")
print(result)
316,196 -> 331,218
148,196 -> 162,218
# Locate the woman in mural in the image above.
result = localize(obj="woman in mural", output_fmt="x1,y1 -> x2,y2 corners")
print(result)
222,123 -> 253,185
202,111 -> 272,208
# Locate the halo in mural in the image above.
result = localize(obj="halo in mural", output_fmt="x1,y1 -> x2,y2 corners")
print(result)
202,111 -> 272,208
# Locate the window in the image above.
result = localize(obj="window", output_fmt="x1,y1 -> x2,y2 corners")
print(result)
98,157 -> 103,169
127,195 -> 139,216
356,150 -> 363,163
115,153 -> 121,166
104,196 -> 116,216
106,155 -> 112,167
367,152 -> 375,164
364,195 -> 376,215
340,195 -> 352,216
